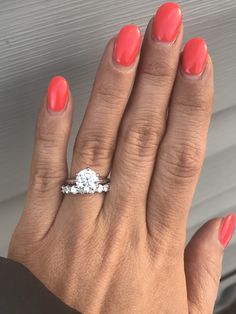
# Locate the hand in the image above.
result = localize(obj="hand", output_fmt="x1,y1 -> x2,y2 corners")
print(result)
8,3 -> 235,314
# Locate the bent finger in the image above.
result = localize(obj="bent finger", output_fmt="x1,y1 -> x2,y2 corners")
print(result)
185,213 -> 235,314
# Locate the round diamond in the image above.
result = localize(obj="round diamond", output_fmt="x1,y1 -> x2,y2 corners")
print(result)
76,168 -> 99,193
62,186 -> 70,194
103,184 -> 109,192
70,186 -> 78,194
97,185 -> 103,193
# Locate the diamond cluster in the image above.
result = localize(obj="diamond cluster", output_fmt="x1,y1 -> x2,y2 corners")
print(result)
61,183 -> 109,194
61,168 -> 110,194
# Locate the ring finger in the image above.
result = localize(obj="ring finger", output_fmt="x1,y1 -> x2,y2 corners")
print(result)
62,25 -> 142,219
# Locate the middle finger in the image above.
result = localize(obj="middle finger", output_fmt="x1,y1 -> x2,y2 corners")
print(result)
105,3 -> 183,221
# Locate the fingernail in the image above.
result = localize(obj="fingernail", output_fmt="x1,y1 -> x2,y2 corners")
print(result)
47,76 -> 69,112
113,24 -> 142,66
152,2 -> 182,43
182,37 -> 208,76
219,213 -> 235,248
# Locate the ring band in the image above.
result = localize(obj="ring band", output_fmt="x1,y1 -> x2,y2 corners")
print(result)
65,177 -> 109,185
61,167 -> 110,195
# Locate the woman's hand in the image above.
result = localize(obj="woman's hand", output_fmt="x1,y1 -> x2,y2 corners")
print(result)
8,3 -> 235,314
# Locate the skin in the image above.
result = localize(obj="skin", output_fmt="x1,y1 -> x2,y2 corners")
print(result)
8,14 -> 225,314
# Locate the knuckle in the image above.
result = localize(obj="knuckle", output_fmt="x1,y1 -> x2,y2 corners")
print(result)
175,94 -> 213,117
139,59 -> 175,87
159,142 -> 204,180
95,82 -> 127,106
32,163 -> 66,193
74,133 -> 114,168
198,256 -> 220,288
33,125 -> 66,193
120,119 -> 163,160
36,124 -> 62,148
185,248 -> 220,289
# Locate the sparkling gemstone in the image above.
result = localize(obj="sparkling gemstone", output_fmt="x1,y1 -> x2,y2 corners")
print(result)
61,186 -> 65,193
76,168 -> 99,193
97,185 -> 103,193
62,186 -> 70,194
103,184 -> 109,192
84,186 -> 90,193
70,186 -> 78,194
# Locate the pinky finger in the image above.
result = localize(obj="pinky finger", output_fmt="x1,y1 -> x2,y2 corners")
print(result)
15,76 -> 73,240
185,213 -> 235,314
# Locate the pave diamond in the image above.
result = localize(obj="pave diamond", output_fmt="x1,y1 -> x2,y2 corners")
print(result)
97,185 -> 103,193
70,186 -> 78,194
76,168 -> 99,194
103,184 -> 109,192
61,186 -> 70,194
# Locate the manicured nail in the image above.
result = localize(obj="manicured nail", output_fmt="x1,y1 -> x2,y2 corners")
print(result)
182,37 -> 208,76
152,2 -> 182,43
113,24 -> 142,66
219,213 -> 235,248
47,76 -> 69,112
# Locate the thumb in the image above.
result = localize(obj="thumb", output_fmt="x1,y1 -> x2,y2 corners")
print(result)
184,213 -> 235,314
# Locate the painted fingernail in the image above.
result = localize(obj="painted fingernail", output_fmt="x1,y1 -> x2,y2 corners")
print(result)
219,213 -> 235,248
152,2 -> 182,43
47,76 -> 69,112
113,24 -> 142,66
182,37 -> 208,76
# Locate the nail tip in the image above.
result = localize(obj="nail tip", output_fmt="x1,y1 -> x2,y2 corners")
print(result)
48,76 -> 69,93
219,213 -> 236,248
182,37 -> 208,76
114,24 -> 142,66
47,76 -> 69,112
223,213 -> 236,227
153,2 -> 182,43
185,37 -> 208,52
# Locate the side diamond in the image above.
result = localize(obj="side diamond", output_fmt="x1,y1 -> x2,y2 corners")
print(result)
97,185 -> 103,193
103,184 -> 109,192
61,186 -> 71,194
70,186 -> 78,194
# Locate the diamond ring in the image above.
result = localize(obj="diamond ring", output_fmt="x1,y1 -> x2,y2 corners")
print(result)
61,167 -> 110,194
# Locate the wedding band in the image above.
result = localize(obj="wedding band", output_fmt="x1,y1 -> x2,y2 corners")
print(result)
61,167 -> 110,194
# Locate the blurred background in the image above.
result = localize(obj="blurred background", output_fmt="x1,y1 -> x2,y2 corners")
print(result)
0,0 -> 236,312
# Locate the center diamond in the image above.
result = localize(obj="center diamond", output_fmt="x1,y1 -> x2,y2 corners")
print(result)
76,168 -> 99,193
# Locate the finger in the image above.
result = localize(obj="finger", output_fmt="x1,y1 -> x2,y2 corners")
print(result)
63,25 -> 141,216
16,76 -> 72,240
106,3 -> 183,221
147,38 -> 214,246
185,213 -> 235,314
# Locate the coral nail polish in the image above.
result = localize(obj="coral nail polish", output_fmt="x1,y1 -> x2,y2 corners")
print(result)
47,76 -> 69,112
219,213 -> 235,248
113,24 -> 142,66
182,37 -> 208,75
153,2 -> 182,42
